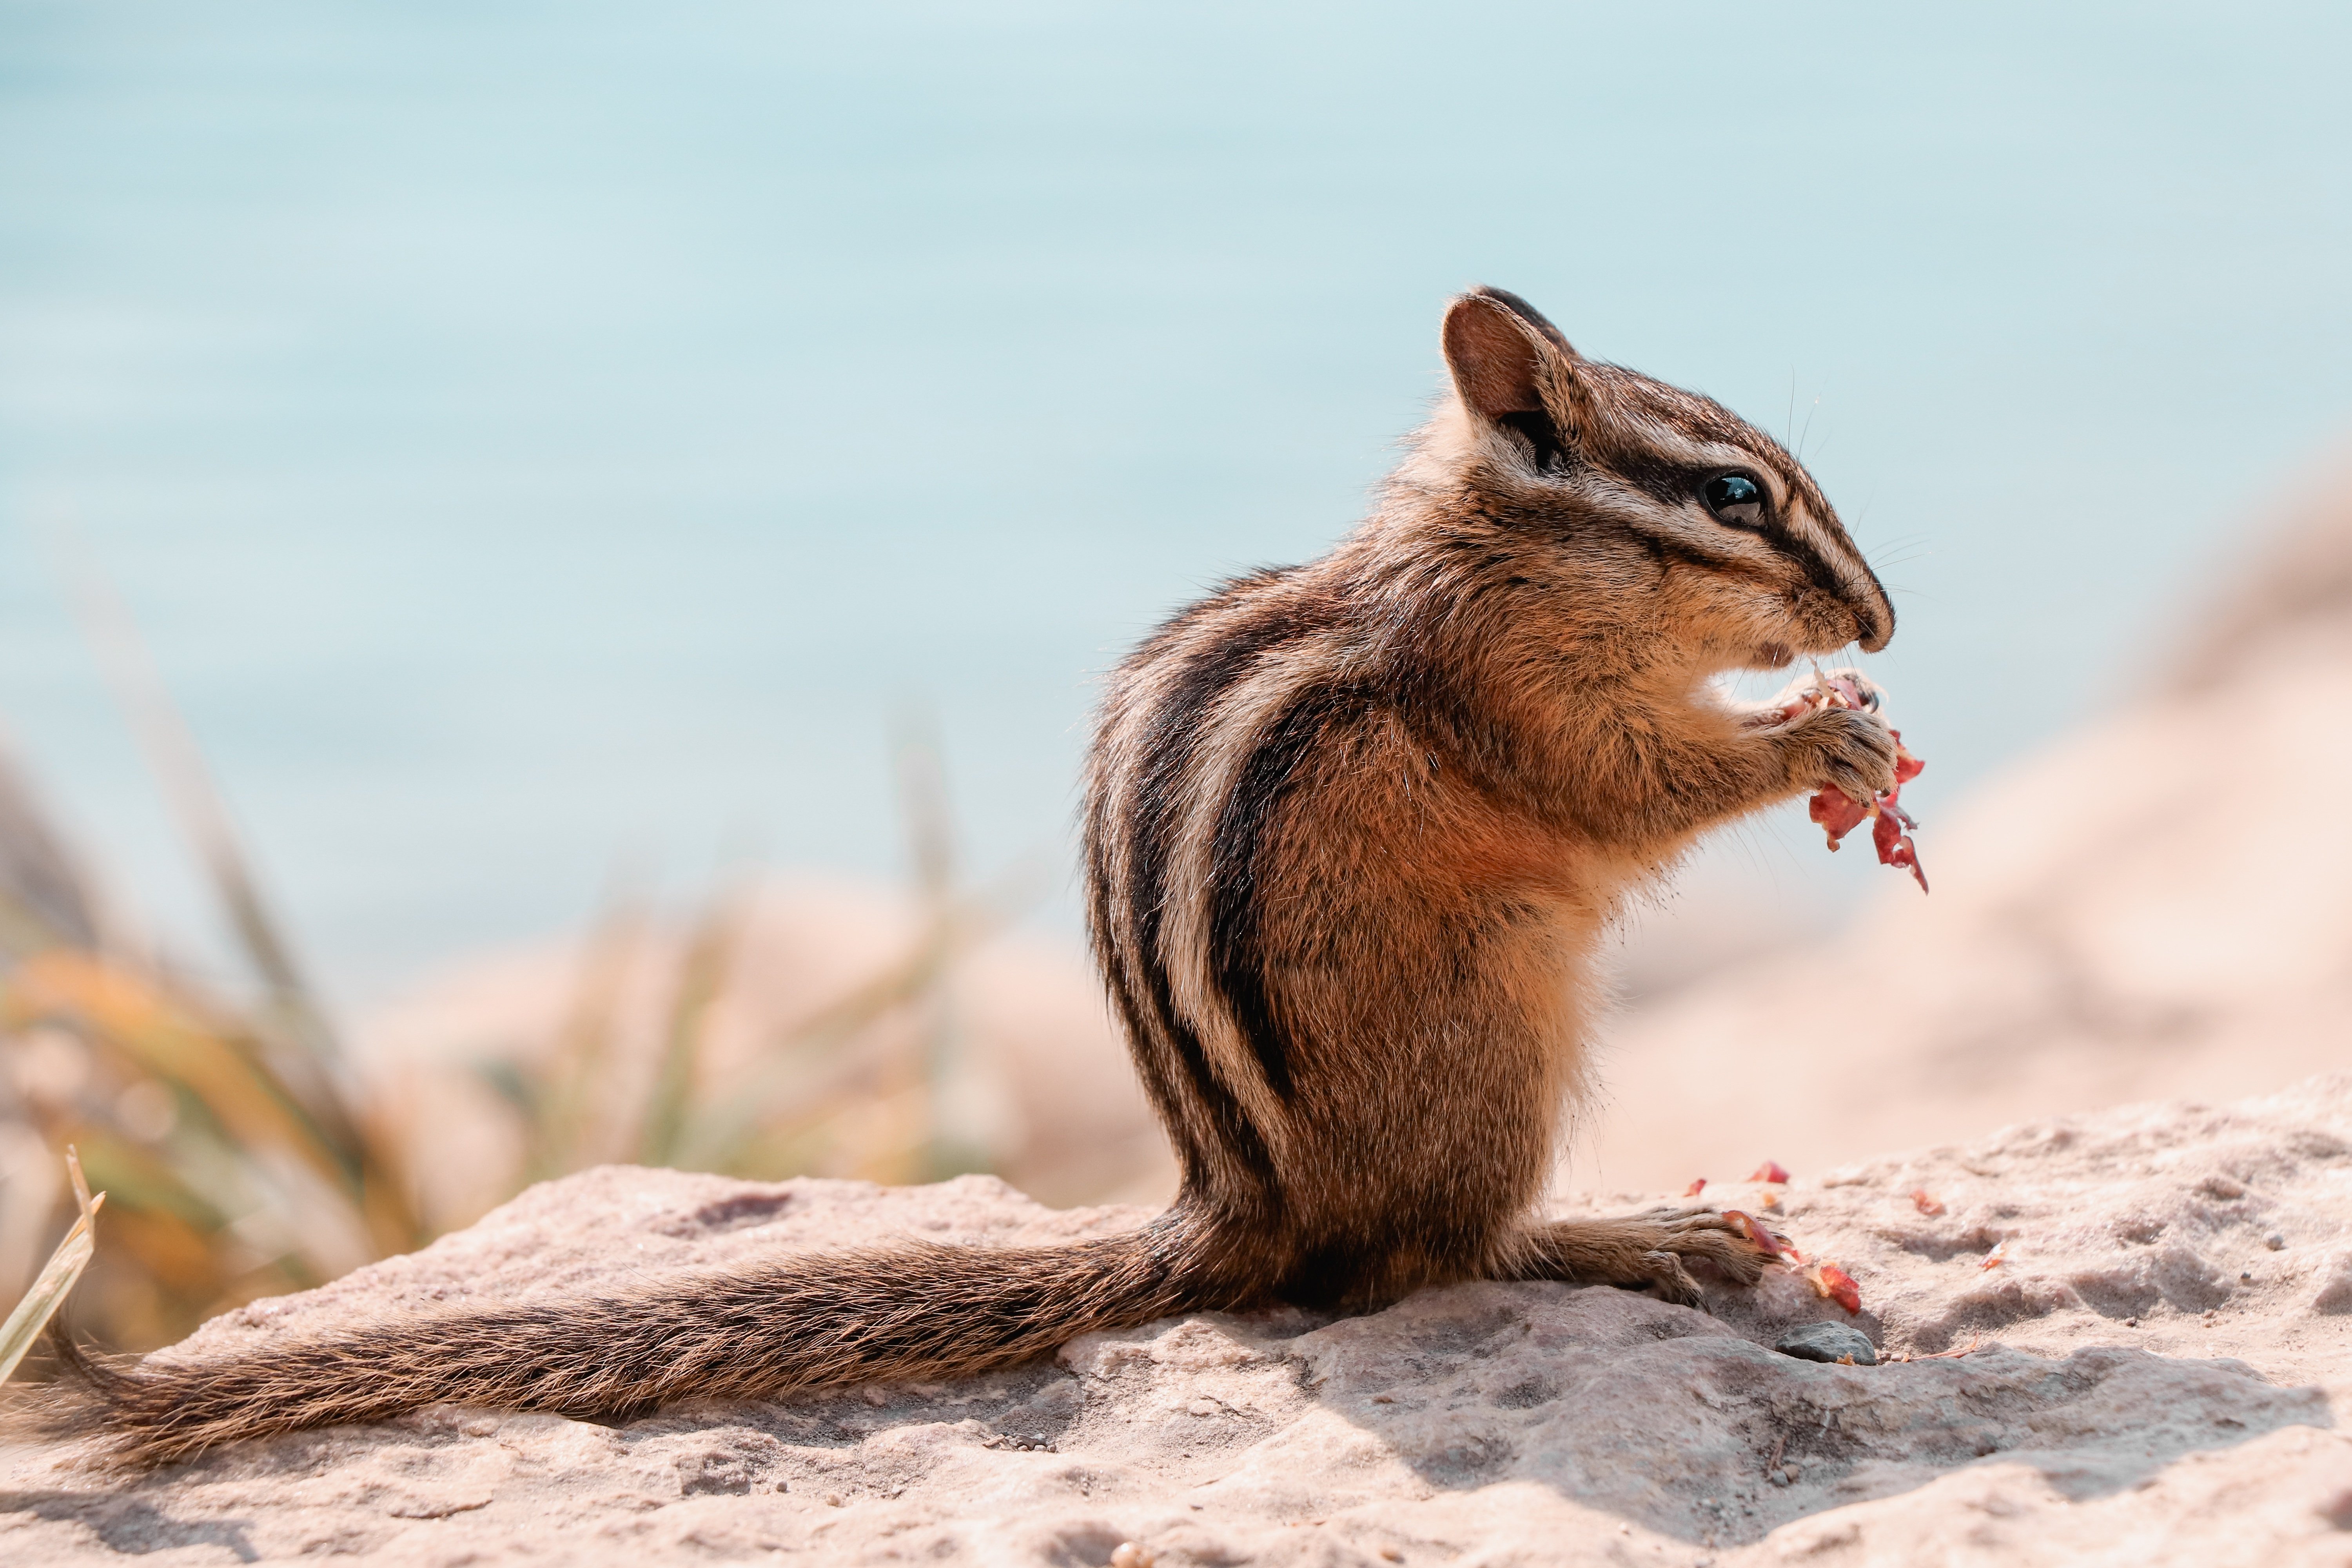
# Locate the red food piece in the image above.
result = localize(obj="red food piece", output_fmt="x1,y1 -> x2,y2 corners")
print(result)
1809,786 -> 1871,844
1749,1160 -> 1790,1184
1873,800 -> 1927,893
1819,675 -> 1870,709
1911,1189 -> 1945,1217
1806,1262 -> 1862,1315
1721,1209 -> 1787,1260
1684,1178 -> 1707,1197
1806,727 -> 1929,894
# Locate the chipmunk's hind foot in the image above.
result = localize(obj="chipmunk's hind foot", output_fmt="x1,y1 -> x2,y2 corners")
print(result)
1631,1249 -> 1705,1308
1508,1209 -> 1775,1308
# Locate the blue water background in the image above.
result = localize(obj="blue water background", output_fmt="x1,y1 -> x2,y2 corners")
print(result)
2,2 -> 2347,1004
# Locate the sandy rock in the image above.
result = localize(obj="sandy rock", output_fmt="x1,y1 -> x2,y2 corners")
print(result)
6,1076 -> 2350,1565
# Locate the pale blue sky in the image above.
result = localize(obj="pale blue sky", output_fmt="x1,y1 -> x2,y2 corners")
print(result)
2,2 -> 2347,1002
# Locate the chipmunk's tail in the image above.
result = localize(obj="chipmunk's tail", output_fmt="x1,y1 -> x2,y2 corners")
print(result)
20,1213 -> 1227,1465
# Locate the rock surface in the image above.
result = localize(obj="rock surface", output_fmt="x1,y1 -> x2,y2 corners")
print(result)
6,1077 -> 2350,1565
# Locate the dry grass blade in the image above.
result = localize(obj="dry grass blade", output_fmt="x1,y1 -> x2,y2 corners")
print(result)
525,876 -> 648,1177
634,882 -> 753,1168
53,533 -> 344,1065
894,722 -> 959,1158
658,721 -> 1048,1182
0,1149 -> 105,1384
1,951 -> 389,1315
0,736 -> 102,954
8,953 -> 357,1203
49,528 -> 419,1251
894,713 -> 956,907
668,877 -> 1019,1175
0,607 -> 1045,1345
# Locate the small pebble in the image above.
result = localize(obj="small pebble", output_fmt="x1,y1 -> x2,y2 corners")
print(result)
2124,1317 -> 2138,1328
2240,1271 -> 2254,1283
1111,1544 -> 1153,1568
1769,1470 -> 1790,1487
2265,1232 -> 2286,1250
1774,1322 -> 1878,1366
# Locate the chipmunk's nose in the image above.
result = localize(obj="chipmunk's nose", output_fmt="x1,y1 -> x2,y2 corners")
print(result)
1839,573 -> 1893,652
1854,600 -> 1893,654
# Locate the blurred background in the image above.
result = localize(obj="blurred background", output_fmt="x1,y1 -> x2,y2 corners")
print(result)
2,2 -> 2349,1348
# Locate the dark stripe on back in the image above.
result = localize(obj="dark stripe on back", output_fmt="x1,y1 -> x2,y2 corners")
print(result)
1099,581 -> 1321,1200
1084,796 -> 1194,1166
1206,682 -> 1365,1107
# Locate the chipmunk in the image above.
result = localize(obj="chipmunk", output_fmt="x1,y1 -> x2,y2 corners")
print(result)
32,287 -> 1896,1462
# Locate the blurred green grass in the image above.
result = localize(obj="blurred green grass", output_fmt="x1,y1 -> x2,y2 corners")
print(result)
0,585 -> 1023,1355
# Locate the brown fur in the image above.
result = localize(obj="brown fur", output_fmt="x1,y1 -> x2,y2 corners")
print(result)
17,288 -> 1896,1463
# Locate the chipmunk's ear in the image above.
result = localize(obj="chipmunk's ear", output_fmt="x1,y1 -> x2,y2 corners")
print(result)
1441,287 -> 1575,423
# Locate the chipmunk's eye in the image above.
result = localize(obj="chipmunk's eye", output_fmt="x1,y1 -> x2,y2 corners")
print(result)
1703,474 -> 1766,528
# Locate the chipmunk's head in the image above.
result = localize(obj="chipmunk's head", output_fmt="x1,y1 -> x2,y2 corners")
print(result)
1432,286 -> 1893,668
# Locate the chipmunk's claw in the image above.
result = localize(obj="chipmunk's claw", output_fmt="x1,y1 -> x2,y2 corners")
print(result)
1635,1249 -> 1706,1309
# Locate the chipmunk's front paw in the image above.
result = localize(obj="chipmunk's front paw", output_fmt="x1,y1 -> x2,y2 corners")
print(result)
1785,706 -> 1898,800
